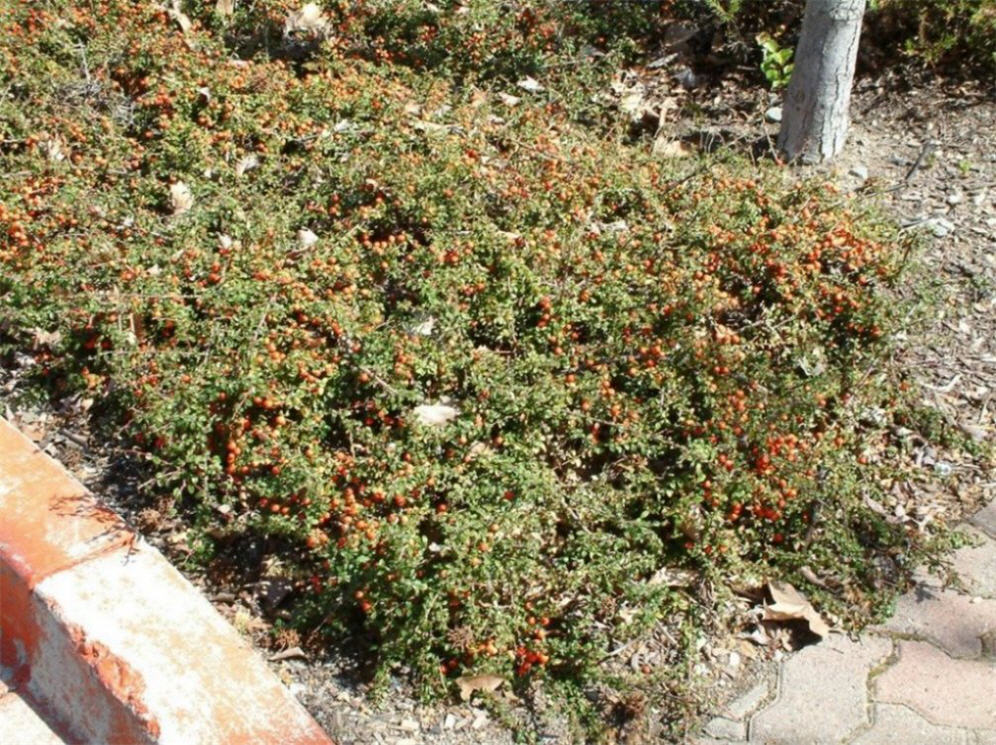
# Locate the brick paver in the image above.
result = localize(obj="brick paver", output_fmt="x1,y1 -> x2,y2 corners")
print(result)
877,586 -> 996,658
748,634 -> 891,744
949,527 -> 996,598
851,703 -> 967,745
706,500 -> 996,745
704,715 -> 746,740
873,641 -> 996,729
970,501 -> 996,539
722,680 -> 770,722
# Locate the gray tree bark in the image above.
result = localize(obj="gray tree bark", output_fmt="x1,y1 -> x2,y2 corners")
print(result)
778,0 -> 866,163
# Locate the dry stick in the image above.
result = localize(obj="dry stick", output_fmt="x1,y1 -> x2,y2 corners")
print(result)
358,364 -> 401,396
904,139 -> 937,183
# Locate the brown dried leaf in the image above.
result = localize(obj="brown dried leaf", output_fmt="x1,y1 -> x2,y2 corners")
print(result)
29,328 -> 62,350
169,181 -> 194,214
456,674 -> 505,702
646,566 -> 698,587
168,0 -> 192,33
652,138 -> 695,159
285,2 -> 328,34
413,403 -> 458,426
16,418 -> 48,443
763,580 -> 830,638
268,646 -> 307,662
798,565 -> 829,589
516,77 -> 544,93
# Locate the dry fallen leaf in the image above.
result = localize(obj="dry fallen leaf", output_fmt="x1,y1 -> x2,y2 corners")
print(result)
464,441 -> 492,460
168,0 -> 192,33
798,565 -> 829,589
169,181 -> 194,214
285,2 -> 327,34
268,646 -> 307,662
412,119 -> 451,135
740,626 -> 770,647
763,580 -> 830,638
619,90 -> 652,124
297,228 -> 319,248
408,317 -> 435,336
234,153 -> 259,177
215,0 -> 234,16
456,674 -> 505,701
516,76 -> 545,93
652,138 -> 695,159
29,328 -> 62,350
42,138 -> 66,162
413,403 -> 459,426
646,566 -> 698,587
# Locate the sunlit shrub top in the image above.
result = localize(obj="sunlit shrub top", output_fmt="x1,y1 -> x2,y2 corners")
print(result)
0,0 -> 944,718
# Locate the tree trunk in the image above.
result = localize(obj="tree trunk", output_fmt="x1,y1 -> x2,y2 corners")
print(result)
778,0 -> 866,163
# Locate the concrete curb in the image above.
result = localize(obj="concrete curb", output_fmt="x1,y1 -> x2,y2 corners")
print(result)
0,417 -> 335,745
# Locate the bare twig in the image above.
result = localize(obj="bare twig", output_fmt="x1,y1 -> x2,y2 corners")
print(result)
904,139 -> 936,182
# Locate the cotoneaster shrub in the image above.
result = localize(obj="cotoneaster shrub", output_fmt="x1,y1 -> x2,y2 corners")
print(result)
699,0 -> 996,77
0,0 -> 959,734
870,0 -> 996,74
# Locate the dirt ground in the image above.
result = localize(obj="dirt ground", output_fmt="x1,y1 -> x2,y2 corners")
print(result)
3,67 -> 993,744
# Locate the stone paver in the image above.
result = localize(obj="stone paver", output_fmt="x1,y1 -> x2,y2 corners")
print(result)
950,527 -> 996,599
877,586 -> 996,658
851,703 -> 967,745
705,715 -> 747,740
873,641 -> 996,729
748,634 -> 892,745
722,680 -> 770,721
970,501 -> 996,539
700,500 -> 996,745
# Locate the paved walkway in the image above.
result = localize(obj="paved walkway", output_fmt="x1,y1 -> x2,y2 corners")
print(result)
694,501 -> 996,745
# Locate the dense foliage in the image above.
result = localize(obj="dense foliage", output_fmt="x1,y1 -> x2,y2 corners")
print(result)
710,0 -> 996,76
0,0 -> 968,736
871,0 -> 996,73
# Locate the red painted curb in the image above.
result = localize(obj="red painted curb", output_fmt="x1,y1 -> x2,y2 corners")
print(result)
0,418 -> 335,745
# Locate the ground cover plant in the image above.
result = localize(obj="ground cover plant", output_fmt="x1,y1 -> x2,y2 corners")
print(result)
709,0 -> 996,77
870,0 -> 996,73
0,0 -> 969,738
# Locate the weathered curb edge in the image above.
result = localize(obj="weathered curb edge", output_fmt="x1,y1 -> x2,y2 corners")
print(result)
0,417 -> 334,745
